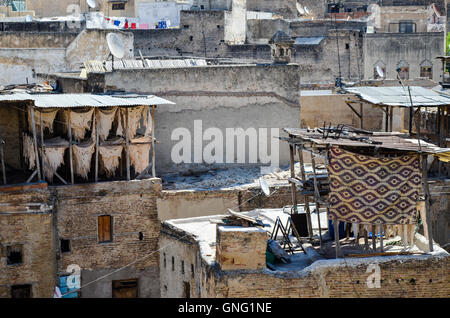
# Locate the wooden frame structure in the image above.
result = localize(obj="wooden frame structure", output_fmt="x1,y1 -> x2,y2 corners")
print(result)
283,127 -> 450,257
0,93 -> 174,187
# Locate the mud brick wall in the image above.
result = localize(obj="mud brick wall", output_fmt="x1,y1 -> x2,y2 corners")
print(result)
209,255 -> 450,298
0,186 -> 54,298
52,178 -> 162,297
216,225 -> 267,270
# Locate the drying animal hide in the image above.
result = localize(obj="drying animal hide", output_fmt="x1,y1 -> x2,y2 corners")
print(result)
117,107 -> 145,139
99,145 -> 123,177
73,140 -> 95,179
43,147 -> 67,182
98,108 -> 117,141
22,133 -> 36,170
116,110 -> 124,137
142,107 -> 153,136
62,108 -> 94,141
130,143 -> 151,174
27,108 -> 58,134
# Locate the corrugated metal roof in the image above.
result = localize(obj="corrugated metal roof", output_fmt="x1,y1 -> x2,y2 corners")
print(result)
0,93 -> 175,108
344,86 -> 450,107
295,37 -> 325,45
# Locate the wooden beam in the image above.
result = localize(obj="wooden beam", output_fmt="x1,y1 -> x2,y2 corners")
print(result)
298,148 -> 313,240
334,221 -> 340,258
67,109 -> 74,184
25,169 -> 38,183
0,128 -> 6,185
289,144 -> 297,213
94,109 -> 99,183
151,106 -> 156,178
311,154 -> 323,246
29,104 -> 42,180
372,224 -> 376,250
360,102 -> 364,129
54,171 -> 68,185
379,224 -> 384,252
421,154 -> 434,252
125,107 -> 131,181
39,111 -> 46,183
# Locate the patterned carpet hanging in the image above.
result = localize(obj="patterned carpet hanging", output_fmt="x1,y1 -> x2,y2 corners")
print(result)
327,147 -> 421,225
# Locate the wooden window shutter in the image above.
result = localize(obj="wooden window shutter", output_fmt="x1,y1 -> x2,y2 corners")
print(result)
98,215 -> 112,242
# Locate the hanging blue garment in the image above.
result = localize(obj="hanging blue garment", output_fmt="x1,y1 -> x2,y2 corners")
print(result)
114,20 -> 121,27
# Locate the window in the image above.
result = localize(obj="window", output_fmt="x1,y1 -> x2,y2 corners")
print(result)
11,284 -> 31,298
171,256 -> 175,271
191,264 -> 195,278
163,253 -> 166,268
112,279 -> 138,298
112,3 -> 125,10
138,232 -> 143,241
399,21 -> 414,33
189,36 -> 193,41
398,67 -> 409,80
181,260 -> 184,274
183,282 -> 190,298
60,239 -> 71,253
7,245 -> 23,265
420,66 -> 433,79
98,215 -> 112,243
345,43 -> 350,50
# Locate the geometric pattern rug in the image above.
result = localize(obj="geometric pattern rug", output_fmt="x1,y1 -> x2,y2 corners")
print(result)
327,147 -> 421,225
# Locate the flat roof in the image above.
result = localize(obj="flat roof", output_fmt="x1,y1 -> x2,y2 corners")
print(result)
0,93 -> 175,108
284,128 -> 450,155
343,86 -> 450,107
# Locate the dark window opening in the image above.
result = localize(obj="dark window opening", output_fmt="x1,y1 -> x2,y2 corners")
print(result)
11,284 -> 31,298
60,239 -> 71,253
138,232 -> 143,241
189,36 -> 193,41
183,25 -> 189,29
7,245 -> 23,265
420,66 -> 432,79
181,260 -> 185,274
399,21 -> 414,33
191,264 -> 195,278
112,3 -> 125,10
345,43 -> 350,49
112,279 -> 138,298
200,5 -> 204,10
217,25 -> 220,29
163,253 -> 166,268
171,256 -> 175,271
398,67 -> 409,80
98,215 -> 113,243
183,281 -> 190,298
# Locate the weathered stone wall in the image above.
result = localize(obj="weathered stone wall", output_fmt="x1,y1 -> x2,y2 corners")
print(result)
363,32 -> 443,82
0,185 -> 55,298
99,64 -> 301,174
52,179 -> 162,298
429,180 -> 450,249
209,255 -> 450,297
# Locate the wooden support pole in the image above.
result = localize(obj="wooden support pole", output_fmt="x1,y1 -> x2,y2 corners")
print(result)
297,148 -> 313,240
364,226 -> 369,250
39,111 -> 46,183
385,106 -> 389,132
421,154 -> 434,252
29,104 -> 42,180
311,154 -> 323,246
372,224 -> 376,250
67,109 -> 74,184
26,169 -> 38,183
94,109 -> 99,183
334,220 -> 340,258
379,224 -> 384,252
0,128 -> 6,185
125,107 -> 131,181
151,106 -> 156,178
360,102 -> 363,129
389,107 -> 393,132
289,144 -> 297,213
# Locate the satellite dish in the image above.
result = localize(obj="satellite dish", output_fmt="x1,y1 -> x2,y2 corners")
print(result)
107,33 -> 125,59
259,177 -> 271,197
376,65 -> 385,78
296,3 -> 305,15
304,7 -> 310,15
87,0 -> 97,9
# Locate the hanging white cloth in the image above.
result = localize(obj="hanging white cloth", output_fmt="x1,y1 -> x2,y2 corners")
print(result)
73,140 -> 95,179
99,145 -> 123,177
